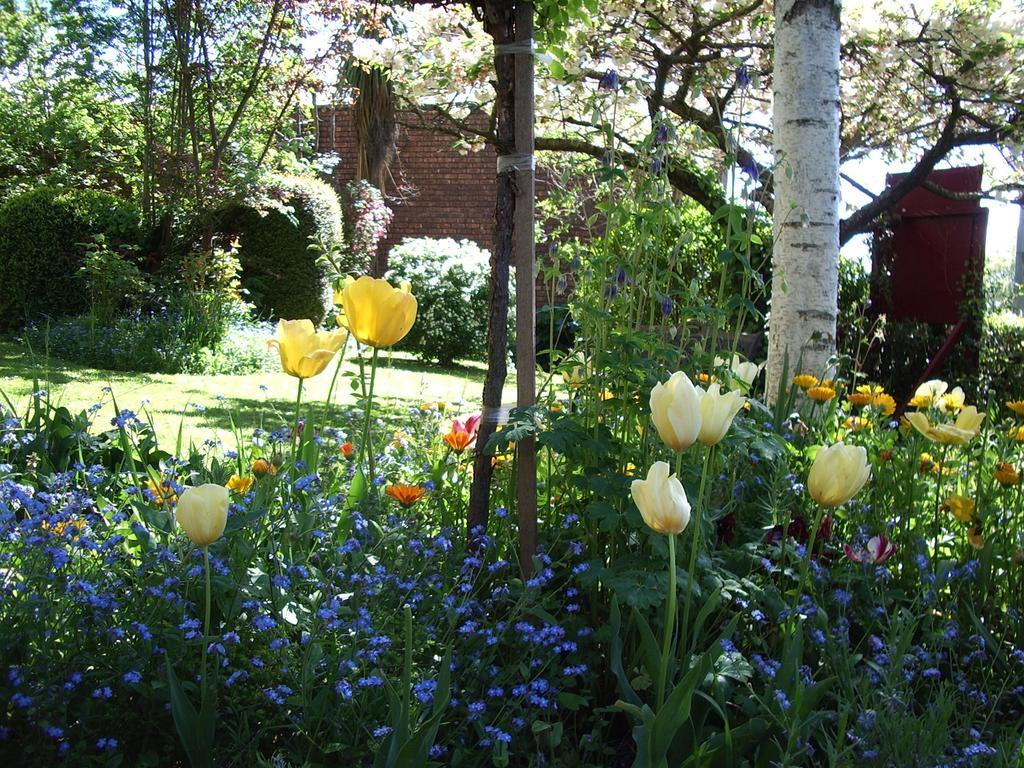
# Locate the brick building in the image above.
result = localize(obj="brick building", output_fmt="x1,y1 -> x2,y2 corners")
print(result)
311,106 -> 588,304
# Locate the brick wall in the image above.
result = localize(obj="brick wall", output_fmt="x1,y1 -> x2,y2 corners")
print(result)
313,105 -> 589,306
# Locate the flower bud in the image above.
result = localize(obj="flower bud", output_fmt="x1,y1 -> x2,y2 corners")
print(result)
176,484 -> 229,546
630,462 -> 691,536
650,372 -> 702,451
807,442 -> 871,507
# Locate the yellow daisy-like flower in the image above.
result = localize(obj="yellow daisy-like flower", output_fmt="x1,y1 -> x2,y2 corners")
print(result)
226,474 -> 254,494
847,391 -> 872,407
905,406 -> 984,445
994,462 -> 1020,487
938,387 -> 966,414
872,393 -> 896,417
942,494 -> 976,523
792,374 -> 819,390
919,452 -> 938,474
1006,400 -> 1024,416
807,385 -> 837,403
1010,425 -> 1024,442
844,416 -> 872,432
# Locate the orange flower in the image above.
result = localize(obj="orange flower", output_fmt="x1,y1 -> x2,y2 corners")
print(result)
385,484 -> 427,508
251,458 -> 277,477
443,430 -> 474,453
43,518 -> 88,537
793,374 -> 819,390
994,462 -> 1020,487
807,385 -> 836,403
1006,400 -> 1024,416
340,441 -> 356,460
226,474 -> 254,494
443,414 -> 481,454
145,479 -> 178,505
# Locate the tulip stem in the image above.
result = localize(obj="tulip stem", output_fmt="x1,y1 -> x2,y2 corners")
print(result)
934,445 -> 949,558
358,347 -> 380,483
200,545 -> 211,705
657,532 -> 677,710
292,378 -> 304,463
681,446 -> 714,658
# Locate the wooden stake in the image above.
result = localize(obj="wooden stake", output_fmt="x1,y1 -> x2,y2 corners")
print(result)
513,0 -> 537,576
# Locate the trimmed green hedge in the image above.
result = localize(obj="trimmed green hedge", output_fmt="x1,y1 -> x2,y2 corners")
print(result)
0,187 -> 141,329
222,174 -> 342,324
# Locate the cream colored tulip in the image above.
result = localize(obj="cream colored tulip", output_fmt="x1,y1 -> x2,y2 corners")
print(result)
905,406 -> 984,445
696,383 -> 746,446
630,462 -> 691,535
268,319 -> 347,379
176,484 -> 229,546
337,275 -> 417,348
909,379 -> 949,408
650,371 -> 702,451
714,354 -> 763,391
807,442 -> 871,507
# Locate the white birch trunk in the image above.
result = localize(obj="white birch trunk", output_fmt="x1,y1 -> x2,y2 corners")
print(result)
766,0 -> 842,402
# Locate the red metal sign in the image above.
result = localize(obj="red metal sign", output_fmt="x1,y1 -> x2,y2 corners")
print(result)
872,166 -> 987,324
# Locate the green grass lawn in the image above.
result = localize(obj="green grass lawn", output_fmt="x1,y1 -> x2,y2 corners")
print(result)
0,340 -> 515,447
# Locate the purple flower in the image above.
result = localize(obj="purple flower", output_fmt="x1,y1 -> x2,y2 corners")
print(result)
598,69 -> 619,91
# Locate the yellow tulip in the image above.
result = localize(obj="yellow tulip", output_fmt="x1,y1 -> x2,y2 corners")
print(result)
176,484 -> 229,546
630,461 -> 691,535
905,406 -> 984,445
649,372 -> 702,451
696,382 -> 745,446
337,275 -> 417,348
807,442 -> 871,507
268,319 -> 347,379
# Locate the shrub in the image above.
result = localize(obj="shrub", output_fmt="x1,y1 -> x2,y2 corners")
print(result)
0,186 -> 141,329
80,235 -> 151,325
221,174 -> 342,324
386,238 -> 490,366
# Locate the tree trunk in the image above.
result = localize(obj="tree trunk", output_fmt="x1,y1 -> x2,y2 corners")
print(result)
765,0 -> 841,402
466,0 -> 515,540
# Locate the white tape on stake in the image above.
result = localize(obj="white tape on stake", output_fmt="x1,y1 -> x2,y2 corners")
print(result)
494,39 -> 535,56
496,153 -> 536,173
